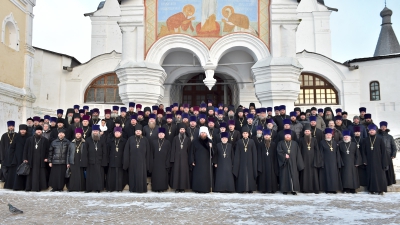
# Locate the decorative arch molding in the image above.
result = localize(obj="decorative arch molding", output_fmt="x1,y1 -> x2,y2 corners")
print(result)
146,34 -> 210,66
1,13 -> 20,51
210,33 -> 270,64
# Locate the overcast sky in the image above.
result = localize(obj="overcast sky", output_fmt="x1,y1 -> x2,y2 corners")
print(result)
32,0 -> 400,63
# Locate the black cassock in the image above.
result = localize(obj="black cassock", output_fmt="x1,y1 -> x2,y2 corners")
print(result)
298,136 -> 321,193
186,127 -> 199,142
227,130 -> 241,149
23,136 -> 50,191
106,137 -> 127,192
162,123 -> 177,144
143,125 -> 159,141
66,139 -> 86,191
213,142 -> 235,192
361,135 -> 388,192
150,138 -> 171,191
257,140 -> 279,193
123,136 -> 152,193
339,141 -> 362,190
5,133 -> 28,190
276,130 -> 298,143
319,140 -> 343,192
0,132 -> 16,181
233,138 -> 258,193
302,126 -> 324,144
170,134 -> 191,190
189,137 -> 214,193
277,140 -> 304,192
123,124 -> 136,140
83,136 -> 108,192
352,136 -> 367,186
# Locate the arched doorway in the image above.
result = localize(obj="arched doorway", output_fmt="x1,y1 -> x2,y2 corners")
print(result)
181,74 -> 232,106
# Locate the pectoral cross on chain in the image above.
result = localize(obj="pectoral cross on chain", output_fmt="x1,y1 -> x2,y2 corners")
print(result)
307,146 -> 311,150
371,146 -> 374,150
244,147 -> 248,152
180,144 -> 183,149
116,147 -> 119,152
76,148 -> 79,153
357,144 -> 360,148
330,147 -> 333,151
346,150 -> 349,154
223,152 -> 226,158
136,144 -> 139,148
35,144 -> 38,149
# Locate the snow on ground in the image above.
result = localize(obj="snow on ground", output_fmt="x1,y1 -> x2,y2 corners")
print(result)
0,190 -> 399,224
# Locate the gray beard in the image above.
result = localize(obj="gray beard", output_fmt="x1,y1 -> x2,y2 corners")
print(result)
8,130 -> 14,133
92,134 -> 100,141
138,118 -> 143,121
175,118 -> 182,123
111,113 -> 118,118
92,115 -> 99,120
344,139 -> 351,143
68,117 -> 72,123
257,134 -> 262,138
228,113 -> 234,117
325,114 -> 332,120
325,138 -> 331,141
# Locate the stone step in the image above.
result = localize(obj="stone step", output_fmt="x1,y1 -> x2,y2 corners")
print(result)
1,179 -> 399,192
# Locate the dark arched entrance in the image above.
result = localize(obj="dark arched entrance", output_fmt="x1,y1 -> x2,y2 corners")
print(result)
181,74 -> 232,106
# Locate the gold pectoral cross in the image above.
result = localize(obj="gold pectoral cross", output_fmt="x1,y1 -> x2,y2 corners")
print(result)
136,144 -> 139,148
330,147 -> 333,151
122,124 -> 125,128
307,146 -> 311,150
84,134 -> 86,138
244,147 -> 248,152
76,148 -> 79,153
116,147 -> 119,152
371,147 -> 374,150
169,131 -> 171,135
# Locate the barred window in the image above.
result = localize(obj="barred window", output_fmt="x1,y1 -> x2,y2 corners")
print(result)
295,73 -> 338,105
84,73 -> 122,103
370,81 -> 380,101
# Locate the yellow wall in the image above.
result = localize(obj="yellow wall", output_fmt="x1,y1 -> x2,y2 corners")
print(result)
0,1 -> 27,88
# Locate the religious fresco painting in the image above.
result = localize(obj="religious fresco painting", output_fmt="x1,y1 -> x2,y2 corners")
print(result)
145,0 -> 270,55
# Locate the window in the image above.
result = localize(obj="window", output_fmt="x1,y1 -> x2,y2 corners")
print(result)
370,81 -> 380,101
84,73 -> 122,103
1,13 -> 20,51
295,73 -> 338,105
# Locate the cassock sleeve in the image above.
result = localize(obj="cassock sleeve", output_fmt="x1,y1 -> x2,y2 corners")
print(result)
390,136 -> 397,158
170,137 -> 176,163
232,143 -> 240,178
66,143 -> 73,165
296,145 -> 305,171
123,138 -> 130,170
43,139 -> 50,161
212,144 -> 218,165
336,143 -> 344,168
80,143 -> 88,168
361,139 -> 367,165
165,140 -> 171,170
145,138 -> 152,173
251,141 -> 258,180
257,145 -> 263,173
276,142 -> 287,168
313,138 -> 322,168
380,139 -> 388,170
319,141 -> 325,169
272,143 -> 279,177
188,141 -> 195,171
101,141 -> 108,167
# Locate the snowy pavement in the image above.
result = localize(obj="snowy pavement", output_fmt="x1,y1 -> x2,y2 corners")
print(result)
0,190 -> 399,224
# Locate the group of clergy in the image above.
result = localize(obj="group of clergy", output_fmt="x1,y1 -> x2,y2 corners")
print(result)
0,102 -> 397,195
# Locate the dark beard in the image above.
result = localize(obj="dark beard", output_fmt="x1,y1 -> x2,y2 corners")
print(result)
305,135 -> 311,143
179,133 -> 185,139
8,129 -> 14,133
34,134 -> 42,139
265,139 -> 271,148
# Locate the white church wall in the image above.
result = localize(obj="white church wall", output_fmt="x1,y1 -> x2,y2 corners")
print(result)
353,57 -> 400,138
32,49 -> 73,117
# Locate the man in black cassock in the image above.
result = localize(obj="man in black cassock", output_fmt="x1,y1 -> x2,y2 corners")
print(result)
4,124 -> 27,190
362,124 -> 388,195
257,129 -> 278,193
143,114 -> 159,141
234,108 -> 247,133
66,128 -> 87,192
23,126 -> 50,192
66,113 -> 82,141
276,119 -> 298,143
303,116 -> 324,143
298,124 -> 321,194
227,120 -> 240,148
277,129 -> 304,195
377,121 -> 397,186
50,118 -> 66,143
83,125 -> 108,193
339,130 -> 362,193
213,132 -> 235,193
207,118 -> 219,143
81,115 -> 92,140
233,126 -> 258,193
352,125 -> 367,187
319,128 -> 343,194
106,127 -> 127,192
1,121 -> 17,183
170,123 -> 191,193
163,114 -> 177,144
123,124 -> 152,193
190,126 -> 214,193
150,127 -> 171,192
186,116 -> 199,142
